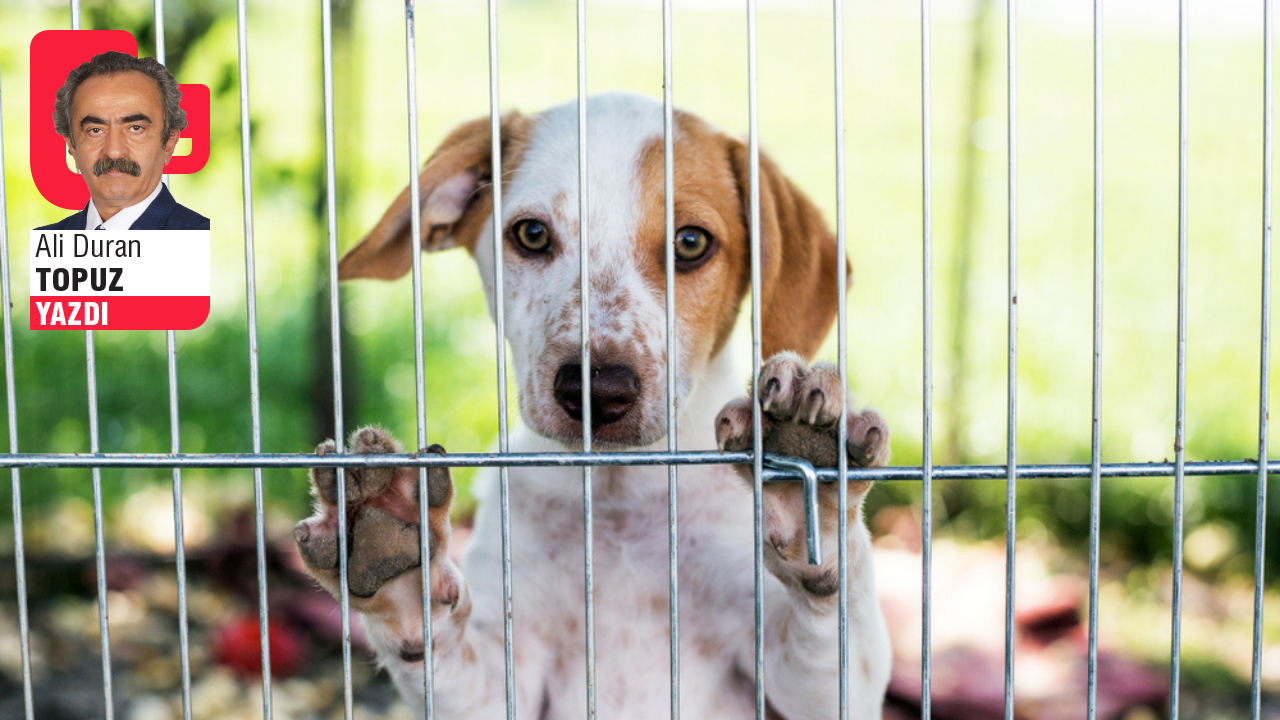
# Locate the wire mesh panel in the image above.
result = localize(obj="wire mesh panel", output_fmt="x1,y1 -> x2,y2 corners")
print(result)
0,1 -> 1276,719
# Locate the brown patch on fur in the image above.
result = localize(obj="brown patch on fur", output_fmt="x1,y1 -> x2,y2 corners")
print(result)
340,112 -> 532,280
724,141 -> 848,361
634,112 -> 753,363
634,112 -> 847,363
693,634 -> 721,660
551,189 -> 572,227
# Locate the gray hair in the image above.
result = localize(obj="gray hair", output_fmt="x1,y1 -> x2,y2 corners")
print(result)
53,51 -> 186,148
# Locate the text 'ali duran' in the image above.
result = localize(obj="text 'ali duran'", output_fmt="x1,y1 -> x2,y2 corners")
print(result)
34,232 -> 142,258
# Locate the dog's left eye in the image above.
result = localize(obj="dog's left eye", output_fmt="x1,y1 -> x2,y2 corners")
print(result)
674,227 -> 713,264
513,219 -> 552,253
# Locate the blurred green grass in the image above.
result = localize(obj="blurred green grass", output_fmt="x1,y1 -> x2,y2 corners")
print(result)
0,0 -> 1275,629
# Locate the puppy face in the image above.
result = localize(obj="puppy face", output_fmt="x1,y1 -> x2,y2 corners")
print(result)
473,97 -> 751,447
340,93 -> 842,449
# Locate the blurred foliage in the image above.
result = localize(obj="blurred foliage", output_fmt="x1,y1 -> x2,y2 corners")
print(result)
0,0 -> 1275,600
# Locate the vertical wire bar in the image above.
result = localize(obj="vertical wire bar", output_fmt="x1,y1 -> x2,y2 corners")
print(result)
319,0 -> 354,715
235,0 -> 274,715
1003,1 -> 1018,718
1252,0 -> 1273,715
576,2 -> 597,717
832,0 -> 850,717
153,14 -> 194,718
155,0 -> 169,190
920,0 -> 934,715
165,322 -> 193,720
0,65 -> 35,720
402,0 -> 435,716
87,333 -> 113,720
485,1 -> 517,716
661,0 -> 680,718
1170,0 -> 1189,716
153,0 -> 166,60
70,5 -> 115,718
1086,1 -> 1103,717
746,0 -> 765,717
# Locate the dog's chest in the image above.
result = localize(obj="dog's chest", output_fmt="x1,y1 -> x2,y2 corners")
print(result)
507,463 -> 761,720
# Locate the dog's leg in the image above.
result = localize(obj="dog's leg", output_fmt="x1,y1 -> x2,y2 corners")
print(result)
294,426 -> 532,719
715,352 -> 892,720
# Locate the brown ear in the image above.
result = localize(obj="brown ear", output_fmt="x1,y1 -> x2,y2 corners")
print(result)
339,112 -> 529,281
726,139 -> 848,361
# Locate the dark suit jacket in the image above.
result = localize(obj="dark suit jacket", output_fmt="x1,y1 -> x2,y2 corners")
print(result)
37,184 -> 210,231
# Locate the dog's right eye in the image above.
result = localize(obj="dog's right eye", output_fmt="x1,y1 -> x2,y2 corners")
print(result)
512,219 -> 552,254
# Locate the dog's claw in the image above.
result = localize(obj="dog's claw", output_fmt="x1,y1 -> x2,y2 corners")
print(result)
312,440 -> 339,504
714,398 -> 755,454
757,352 -> 807,420
762,377 -> 781,413
294,518 -> 338,571
423,444 -> 452,509
806,391 -> 825,425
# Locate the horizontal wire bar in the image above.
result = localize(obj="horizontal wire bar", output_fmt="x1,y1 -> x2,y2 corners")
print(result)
0,451 -> 1270,479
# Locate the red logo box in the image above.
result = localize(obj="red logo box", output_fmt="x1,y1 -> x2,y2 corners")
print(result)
30,30 -> 210,210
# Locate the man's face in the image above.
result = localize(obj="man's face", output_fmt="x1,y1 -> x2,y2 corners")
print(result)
66,71 -> 178,215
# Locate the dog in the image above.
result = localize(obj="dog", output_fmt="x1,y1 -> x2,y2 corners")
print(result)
293,92 -> 892,720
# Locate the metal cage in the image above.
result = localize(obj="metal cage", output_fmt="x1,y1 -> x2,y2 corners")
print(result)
0,0 -> 1273,719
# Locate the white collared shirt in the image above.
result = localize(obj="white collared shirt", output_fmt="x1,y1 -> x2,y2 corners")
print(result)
85,180 -> 165,231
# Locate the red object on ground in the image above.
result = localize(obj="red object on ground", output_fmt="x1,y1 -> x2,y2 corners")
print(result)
212,615 -> 305,678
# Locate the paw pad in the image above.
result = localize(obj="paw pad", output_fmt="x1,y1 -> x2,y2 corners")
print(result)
295,426 -> 455,603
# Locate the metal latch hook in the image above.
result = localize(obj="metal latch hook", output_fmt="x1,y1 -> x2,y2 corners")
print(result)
762,454 -> 822,566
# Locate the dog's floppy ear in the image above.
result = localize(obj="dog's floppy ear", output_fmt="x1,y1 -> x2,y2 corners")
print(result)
726,139 -> 848,361
339,112 -> 528,281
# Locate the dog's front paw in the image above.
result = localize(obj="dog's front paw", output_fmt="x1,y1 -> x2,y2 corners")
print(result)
714,352 -> 889,595
715,352 -> 889,469
294,426 -> 460,611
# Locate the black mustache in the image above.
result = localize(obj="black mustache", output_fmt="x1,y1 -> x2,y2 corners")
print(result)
92,157 -> 142,177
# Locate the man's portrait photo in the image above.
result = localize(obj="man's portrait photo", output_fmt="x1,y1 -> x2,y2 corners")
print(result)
38,51 -> 209,231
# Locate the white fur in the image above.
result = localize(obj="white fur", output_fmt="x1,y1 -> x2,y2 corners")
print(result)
354,93 -> 890,720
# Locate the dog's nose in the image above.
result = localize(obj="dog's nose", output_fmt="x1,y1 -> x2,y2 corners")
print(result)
553,364 -> 640,429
